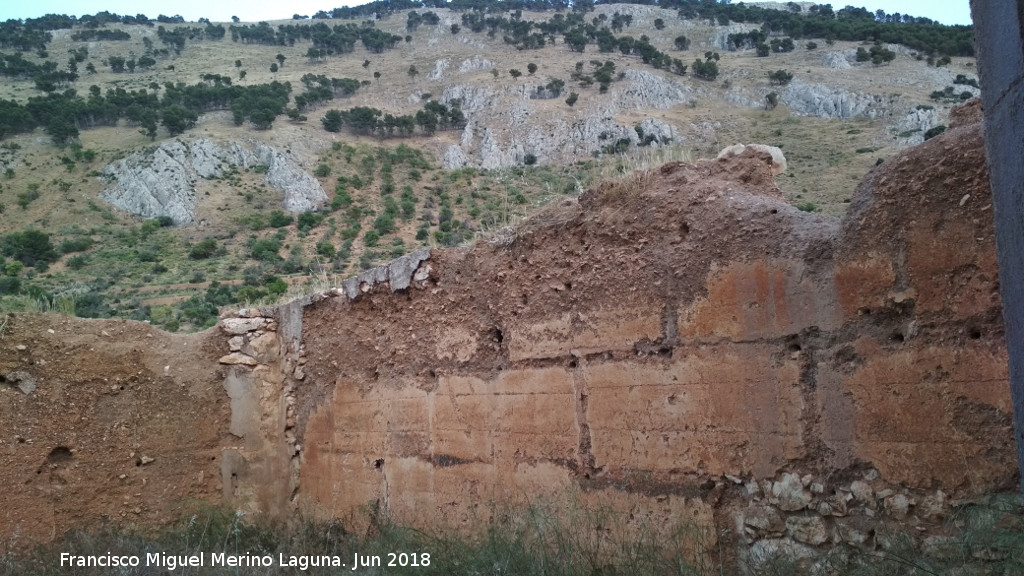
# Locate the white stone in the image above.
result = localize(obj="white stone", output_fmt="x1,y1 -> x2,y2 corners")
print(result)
220,317 -> 267,335
772,473 -> 812,511
218,352 -> 258,366
884,493 -> 912,519
786,516 -> 829,546
849,480 -> 874,504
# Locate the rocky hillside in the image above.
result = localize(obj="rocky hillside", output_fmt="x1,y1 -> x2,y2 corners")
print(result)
0,2 -> 980,330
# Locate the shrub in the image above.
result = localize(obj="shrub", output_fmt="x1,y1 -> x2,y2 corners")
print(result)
189,238 -> 219,259
565,92 -> 579,107
314,163 -> 331,177
363,230 -> 380,246
59,237 -> 94,254
316,241 -> 336,258
0,275 -> 20,295
265,276 -> 288,295
373,214 -> 395,235
297,211 -> 324,232
268,210 -> 294,228
2,229 -> 58,267
924,125 -> 947,140
66,254 -> 89,270
768,69 -> 794,85
249,238 -> 282,261
16,186 -> 40,209
332,187 -> 353,210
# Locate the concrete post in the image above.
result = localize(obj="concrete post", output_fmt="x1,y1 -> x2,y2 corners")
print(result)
971,0 -> 1024,495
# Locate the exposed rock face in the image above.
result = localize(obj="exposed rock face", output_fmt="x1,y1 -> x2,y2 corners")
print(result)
822,50 -> 853,69
458,55 -> 493,72
636,118 -> 680,144
615,69 -> 692,109
711,22 -> 762,51
442,145 -> 470,170
894,107 -> 944,145
782,80 -> 892,119
251,143 -> 328,213
427,58 -> 449,80
100,140 -> 197,225
100,138 -> 327,224
440,84 -> 495,114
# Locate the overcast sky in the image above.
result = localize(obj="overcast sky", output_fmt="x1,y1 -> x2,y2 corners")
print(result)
0,0 -> 972,26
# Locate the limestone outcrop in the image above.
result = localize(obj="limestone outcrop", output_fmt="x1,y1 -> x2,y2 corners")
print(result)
100,138 -> 327,224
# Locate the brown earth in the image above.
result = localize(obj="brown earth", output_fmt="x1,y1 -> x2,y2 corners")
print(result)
0,317 -> 225,544
0,106 -> 1015,567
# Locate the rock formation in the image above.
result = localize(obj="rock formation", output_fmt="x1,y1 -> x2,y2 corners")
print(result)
100,138 -> 327,224
782,79 -> 893,119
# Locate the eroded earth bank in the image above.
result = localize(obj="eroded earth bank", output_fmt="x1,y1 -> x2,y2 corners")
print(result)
0,103 -> 1015,568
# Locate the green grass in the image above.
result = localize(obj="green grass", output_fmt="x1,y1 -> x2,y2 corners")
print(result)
2,495 -> 1023,575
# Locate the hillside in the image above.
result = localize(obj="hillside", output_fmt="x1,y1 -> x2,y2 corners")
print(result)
0,2 -> 979,330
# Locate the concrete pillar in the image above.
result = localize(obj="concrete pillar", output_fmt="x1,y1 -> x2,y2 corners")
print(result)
972,0 -> 1024,494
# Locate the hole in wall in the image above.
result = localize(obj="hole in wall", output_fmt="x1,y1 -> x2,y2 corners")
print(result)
374,458 -> 384,469
46,446 -> 73,464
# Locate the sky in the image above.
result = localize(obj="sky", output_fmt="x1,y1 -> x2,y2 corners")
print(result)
0,0 -> 973,26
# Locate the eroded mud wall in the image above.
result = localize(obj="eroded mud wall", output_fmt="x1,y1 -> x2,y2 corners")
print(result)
268,118 -> 1015,559
0,317 -> 227,544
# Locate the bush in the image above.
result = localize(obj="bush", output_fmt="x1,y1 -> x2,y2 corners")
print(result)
265,276 -> 288,296
768,69 -> 794,85
2,229 -> 58,267
189,238 -> 219,259
249,238 -> 282,261
66,254 -> 89,270
373,214 -> 396,235
316,241 -> 336,258
524,154 -> 537,165
363,230 -> 380,246
565,92 -> 579,107
314,163 -> 331,177
0,275 -> 20,295
924,125 -> 947,140
322,110 -> 343,132
268,210 -> 294,228
297,211 -> 324,232
59,237 -> 94,254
